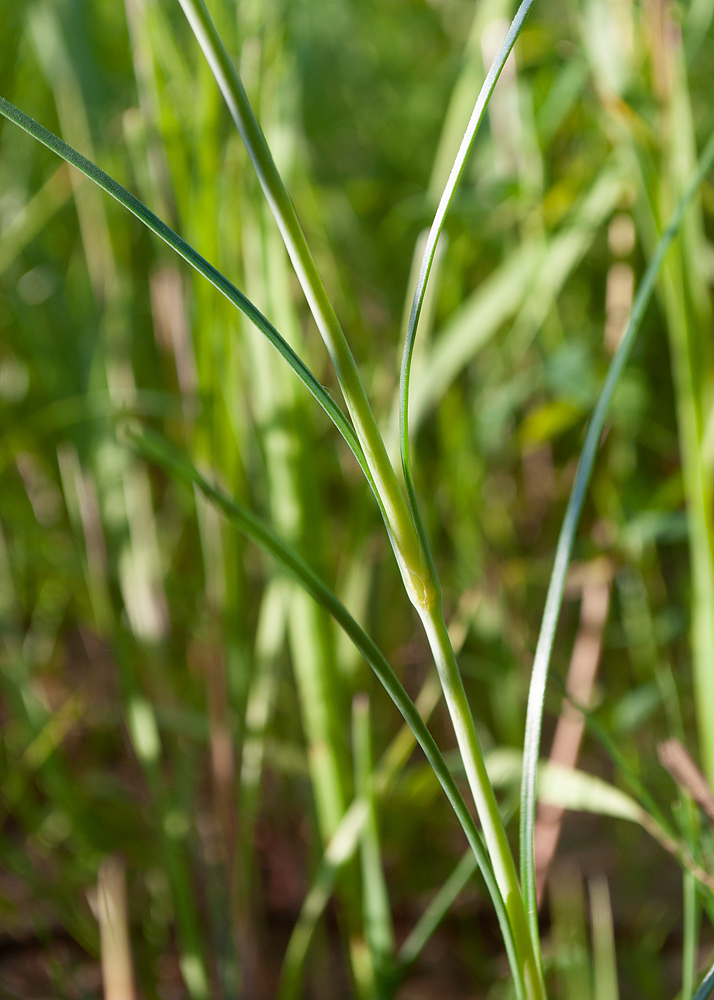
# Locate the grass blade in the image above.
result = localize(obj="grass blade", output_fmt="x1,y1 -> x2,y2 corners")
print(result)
175,0 -> 428,600
519,124 -> 714,944
401,161 -> 625,442
171,14 -> 542,989
399,0 -> 536,561
683,872 -> 699,1000
0,97 -> 370,483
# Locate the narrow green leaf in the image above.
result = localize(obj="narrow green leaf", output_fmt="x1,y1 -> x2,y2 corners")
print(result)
0,96 -> 371,486
175,0 -> 428,597
519,124 -> 714,944
399,0 -> 536,566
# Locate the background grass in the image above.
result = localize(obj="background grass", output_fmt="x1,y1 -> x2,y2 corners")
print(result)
1,0 -> 714,996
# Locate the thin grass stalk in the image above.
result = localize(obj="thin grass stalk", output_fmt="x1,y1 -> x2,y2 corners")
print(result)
656,44 -> 714,790
175,0 -> 429,602
236,577 -> 286,876
393,20 -> 546,976
399,0 -> 536,566
518,126 -> 714,945
683,872 -> 699,1000
416,609 -> 543,999
170,6 -> 544,990
395,19 -> 541,963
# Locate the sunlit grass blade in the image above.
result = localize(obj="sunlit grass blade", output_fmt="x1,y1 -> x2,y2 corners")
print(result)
175,0 -> 427,596
488,749 -> 714,891
0,97 -> 371,484
519,125 -> 714,944
172,14 -> 541,989
655,47 -> 714,791
399,0 -> 536,559
126,422 -> 528,1000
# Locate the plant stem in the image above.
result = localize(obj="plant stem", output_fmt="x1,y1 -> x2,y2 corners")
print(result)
176,0 -> 429,605
175,4 -> 547,992
418,597 -> 546,1000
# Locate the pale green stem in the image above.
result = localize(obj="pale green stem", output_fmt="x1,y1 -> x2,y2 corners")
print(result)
418,599 -> 546,1000
174,2 -> 548,991
393,4 -> 545,986
175,0 -> 429,604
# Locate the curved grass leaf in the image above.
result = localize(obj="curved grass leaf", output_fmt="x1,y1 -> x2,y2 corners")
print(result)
175,0 -> 427,589
171,16 -> 544,991
519,125 -> 714,943
0,97 -> 376,493
126,422 -> 528,1000
399,0 -> 536,564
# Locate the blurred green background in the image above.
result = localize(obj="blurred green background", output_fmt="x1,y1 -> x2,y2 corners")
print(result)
1,0 -> 714,996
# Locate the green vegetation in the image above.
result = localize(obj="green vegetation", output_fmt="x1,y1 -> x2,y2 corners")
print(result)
2,0 -> 714,996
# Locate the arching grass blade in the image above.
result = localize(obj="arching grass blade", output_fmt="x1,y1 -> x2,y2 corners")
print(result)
0,97 -> 371,486
399,0 -> 536,563
519,126 -> 714,944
